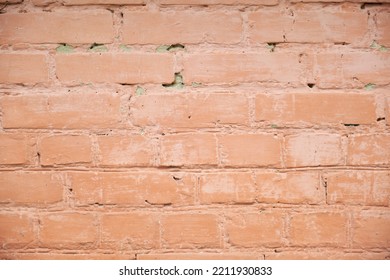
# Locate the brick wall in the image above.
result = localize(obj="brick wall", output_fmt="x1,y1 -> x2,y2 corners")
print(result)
0,0 -> 389,260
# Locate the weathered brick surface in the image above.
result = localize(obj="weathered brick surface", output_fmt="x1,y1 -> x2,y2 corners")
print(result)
0,0 -> 388,260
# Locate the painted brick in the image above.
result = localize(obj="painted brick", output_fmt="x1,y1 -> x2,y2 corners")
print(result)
160,134 -> 217,166
0,93 -> 121,129
138,253 -> 260,260
39,135 -> 92,166
326,171 -> 390,206
199,172 -> 256,204
353,211 -> 390,248
0,53 -> 48,84
183,53 -> 304,84
56,53 -> 174,84
131,93 -> 249,128
62,0 -> 145,4
285,133 -> 343,167
218,134 -> 282,167
248,10 -> 367,44
265,251 -> 390,260
160,0 -> 278,4
101,213 -> 159,249
162,214 -> 221,248
226,212 -> 284,247
255,93 -> 376,125
0,134 -> 35,165
347,134 -> 390,165
290,212 -> 348,246
0,253 -> 136,260
376,12 -> 390,47
123,11 -> 242,44
0,12 -> 113,44
39,213 -> 97,249
0,214 -> 34,249
0,172 -> 63,205
256,171 -> 324,204
68,171 -> 195,206
97,135 -> 156,167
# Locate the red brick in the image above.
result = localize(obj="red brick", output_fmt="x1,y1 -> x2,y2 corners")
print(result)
290,212 -> 348,246
0,93 -> 121,129
248,11 -> 366,44
218,134 -> 282,167
285,133 -> 343,167
315,52 -> 390,88
376,12 -> 390,47
255,93 -> 376,125
0,134 -> 35,165
98,135 -> 156,167
123,11 -> 241,44
0,12 -> 113,44
291,0 -> 390,2
0,214 -> 34,249
183,53 -> 304,84
353,211 -> 390,248
0,53 -> 48,84
68,171 -> 195,206
101,213 -> 159,250
387,96 -> 390,125
162,214 -> 221,248
63,0 -> 145,4
1,253 -> 136,260
160,0 -> 278,5
226,212 -> 284,247
256,171 -> 324,204
265,250 -> 390,260
138,253 -> 260,260
39,213 -> 97,248
347,134 -> 390,165
0,172 -> 63,205
199,172 -> 255,204
326,171 -> 390,206
0,0 -> 21,3
39,135 -> 92,166
56,53 -> 174,84
160,134 -> 217,166
131,93 -> 249,128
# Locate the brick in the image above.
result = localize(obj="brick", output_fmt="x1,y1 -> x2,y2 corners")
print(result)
255,93 -> 376,125
285,133 -> 343,167
199,172 -> 256,204
98,135 -> 156,167
0,0 -> 21,3
0,253 -> 136,260
376,12 -> 390,47
226,212 -> 284,247
387,96 -> 390,125
0,134 -> 35,165
256,171 -> 324,204
39,135 -> 92,166
63,0 -> 145,4
124,11 -> 241,44
131,93 -> 249,128
101,213 -> 159,249
315,52 -> 390,88
138,253 -> 260,260
0,12 -> 113,44
39,213 -> 97,248
347,134 -> 390,165
248,11 -> 367,44
68,171 -> 195,206
290,212 -> 347,246
0,93 -> 121,129
183,53 -> 304,84
353,211 -> 390,248
56,53 -> 174,84
162,214 -> 221,248
265,251 -> 390,260
0,53 -> 48,84
0,172 -> 63,205
160,0 -> 278,5
290,0 -> 390,3
160,134 -> 217,166
0,214 -> 34,249
218,134 -> 281,167
326,171 -> 390,206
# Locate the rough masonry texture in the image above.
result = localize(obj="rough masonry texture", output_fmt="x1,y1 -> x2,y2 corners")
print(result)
0,0 -> 389,260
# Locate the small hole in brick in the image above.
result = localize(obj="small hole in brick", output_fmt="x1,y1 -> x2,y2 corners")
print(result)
69,188 -> 73,192
344,124 -> 360,127
307,83 -> 315,88
188,115 -> 191,119
377,117 -> 385,121
172,175 -> 182,181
